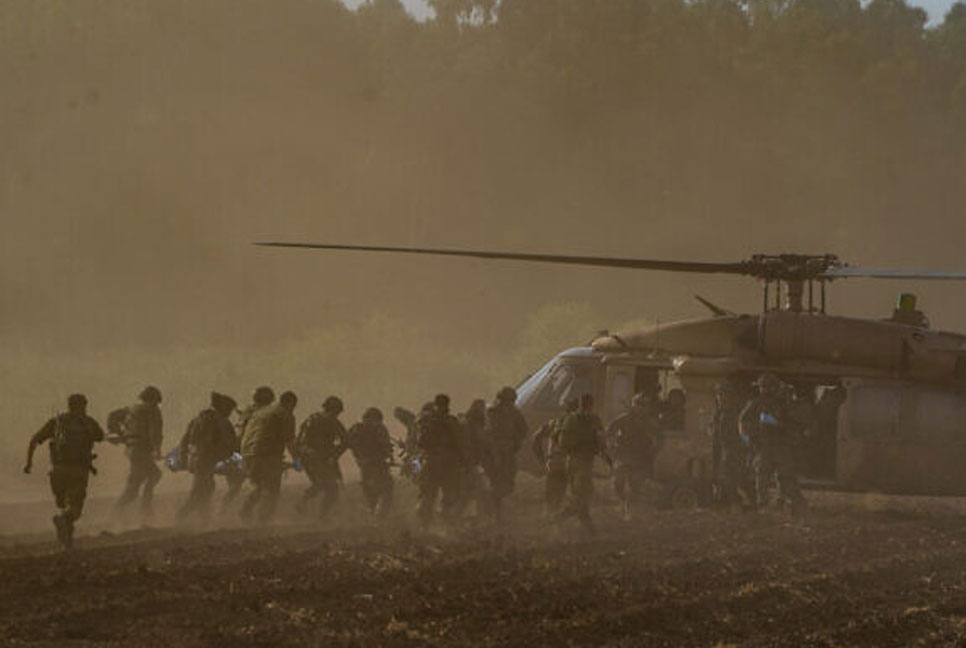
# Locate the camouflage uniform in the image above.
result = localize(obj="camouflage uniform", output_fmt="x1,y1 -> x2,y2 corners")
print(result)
457,400 -> 490,517
711,385 -> 752,507
483,389 -> 528,519
347,409 -> 394,517
223,402 -> 265,511
555,404 -> 604,533
606,397 -> 659,517
417,396 -> 464,528
114,390 -> 164,515
177,394 -> 237,521
26,399 -> 104,549
739,378 -> 805,514
531,412 -> 569,516
240,397 -> 297,524
296,400 -> 349,518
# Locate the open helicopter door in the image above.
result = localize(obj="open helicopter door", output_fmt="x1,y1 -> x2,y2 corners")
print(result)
602,364 -> 636,423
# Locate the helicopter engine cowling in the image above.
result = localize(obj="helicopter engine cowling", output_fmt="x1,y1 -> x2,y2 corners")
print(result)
758,311 -> 959,381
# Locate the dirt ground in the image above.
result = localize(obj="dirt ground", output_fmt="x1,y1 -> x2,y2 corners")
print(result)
4,480 -> 966,647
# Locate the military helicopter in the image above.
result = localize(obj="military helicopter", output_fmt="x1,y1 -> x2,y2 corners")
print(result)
257,242 -> 966,507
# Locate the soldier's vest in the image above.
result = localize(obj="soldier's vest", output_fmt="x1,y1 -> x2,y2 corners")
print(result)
349,422 -> 387,464
51,414 -> 98,467
297,414 -> 345,460
185,409 -> 233,468
486,405 -> 524,454
559,412 -> 599,457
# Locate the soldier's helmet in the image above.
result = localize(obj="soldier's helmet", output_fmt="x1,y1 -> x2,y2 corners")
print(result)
468,398 -> 486,414
253,386 -> 276,406
211,392 -> 237,412
755,372 -> 781,392
67,393 -> 88,410
363,407 -> 383,423
434,393 -> 450,412
323,396 -> 344,414
564,396 -> 579,412
420,401 -> 436,415
139,385 -> 162,403
496,386 -> 517,404
279,391 -> 298,407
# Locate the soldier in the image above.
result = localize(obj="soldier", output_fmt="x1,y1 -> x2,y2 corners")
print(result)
113,386 -> 164,517
457,399 -> 491,518
606,392 -> 660,520
554,393 -> 605,534
296,396 -> 349,519
483,386 -> 528,521
531,397 -> 577,517
23,394 -> 104,550
416,394 -> 464,530
711,381 -> 752,509
239,390 -> 298,524
739,373 -> 806,515
346,407 -> 395,517
223,386 -> 275,512
176,392 -> 238,522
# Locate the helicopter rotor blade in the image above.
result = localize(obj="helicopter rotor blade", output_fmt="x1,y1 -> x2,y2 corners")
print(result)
823,267 -> 966,280
254,242 -> 749,275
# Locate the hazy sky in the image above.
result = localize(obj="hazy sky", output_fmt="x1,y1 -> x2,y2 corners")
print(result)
344,0 -> 961,24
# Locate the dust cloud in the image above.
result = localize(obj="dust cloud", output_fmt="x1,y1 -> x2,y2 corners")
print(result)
2,0 -> 966,509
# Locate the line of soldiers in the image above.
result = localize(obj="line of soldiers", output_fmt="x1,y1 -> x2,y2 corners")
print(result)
23,384 -> 536,549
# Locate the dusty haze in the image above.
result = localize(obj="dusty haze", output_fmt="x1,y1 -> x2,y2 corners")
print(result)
3,0 -> 966,511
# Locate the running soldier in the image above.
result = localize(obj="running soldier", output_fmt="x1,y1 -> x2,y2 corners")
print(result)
555,393 -> 605,534
239,390 -> 298,524
483,387 -> 528,521
296,396 -> 349,519
176,392 -> 238,522
606,392 -> 660,520
112,386 -> 164,517
417,394 -> 464,530
739,373 -> 806,515
531,398 -> 577,517
223,386 -> 274,512
346,407 -> 394,517
23,394 -> 104,550
711,381 -> 752,509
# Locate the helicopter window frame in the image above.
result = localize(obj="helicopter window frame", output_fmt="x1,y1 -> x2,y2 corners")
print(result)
533,362 -> 594,410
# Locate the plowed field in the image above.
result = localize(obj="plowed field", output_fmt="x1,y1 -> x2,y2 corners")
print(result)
4,483 -> 966,647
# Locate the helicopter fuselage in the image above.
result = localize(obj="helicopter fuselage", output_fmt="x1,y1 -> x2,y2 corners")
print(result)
516,312 -> 966,504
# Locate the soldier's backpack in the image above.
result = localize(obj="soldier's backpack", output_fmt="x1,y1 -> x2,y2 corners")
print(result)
51,415 -> 95,467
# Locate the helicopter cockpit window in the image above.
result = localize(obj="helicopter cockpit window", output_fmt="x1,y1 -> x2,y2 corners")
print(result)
534,363 -> 593,410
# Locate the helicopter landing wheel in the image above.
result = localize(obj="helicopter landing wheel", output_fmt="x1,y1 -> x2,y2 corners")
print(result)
662,477 -> 707,510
